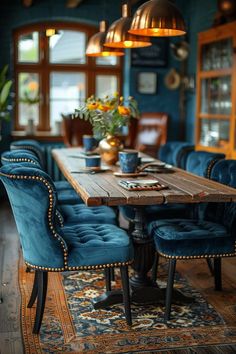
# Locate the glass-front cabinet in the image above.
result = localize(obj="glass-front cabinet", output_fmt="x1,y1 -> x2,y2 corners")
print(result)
196,21 -> 236,157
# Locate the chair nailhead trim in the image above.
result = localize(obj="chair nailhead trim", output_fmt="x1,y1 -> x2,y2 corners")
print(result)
25,259 -> 133,271
55,210 -> 64,227
207,158 -> 223,179
11,145 -> 43,164
0,171 -> 68,269
157,250 -> 236,260
1,157 -> 38,164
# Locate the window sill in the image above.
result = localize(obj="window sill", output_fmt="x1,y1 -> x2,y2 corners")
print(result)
11,131 -> 64,142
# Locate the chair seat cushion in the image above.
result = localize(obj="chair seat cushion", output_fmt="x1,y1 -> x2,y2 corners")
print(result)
60,204 -> 117,225
55,180 -> 73,191
57,189 -> 83,205
119,204 -> 188,222
149,219 -> 234,257
149,219 -> 228,241
62,224 -> 133,267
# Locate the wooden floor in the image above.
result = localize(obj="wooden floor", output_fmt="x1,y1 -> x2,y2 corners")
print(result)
1,199 -> 236,354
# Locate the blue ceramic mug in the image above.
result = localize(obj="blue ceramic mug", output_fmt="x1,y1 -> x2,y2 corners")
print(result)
85,156 -> 101,168
83,135 -> 97,152
119,150 -> 139,173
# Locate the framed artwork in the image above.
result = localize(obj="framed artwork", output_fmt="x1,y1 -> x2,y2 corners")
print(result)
137,72 -> 157,94
131,38 -> 168,67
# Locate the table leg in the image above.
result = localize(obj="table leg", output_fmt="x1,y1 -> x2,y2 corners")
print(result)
130,206 -> 193,305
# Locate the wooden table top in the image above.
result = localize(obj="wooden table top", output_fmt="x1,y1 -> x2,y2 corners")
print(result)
52,147 -> 236,207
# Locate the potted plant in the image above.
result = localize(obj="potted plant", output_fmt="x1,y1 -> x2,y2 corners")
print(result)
75,92 -> 139,164
0,65 -> 13,140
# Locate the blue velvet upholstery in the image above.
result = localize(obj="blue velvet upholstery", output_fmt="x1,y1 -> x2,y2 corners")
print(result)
186,151 -> 225,178
1,149 -> 83,205
1,149 -> 41,167
10,140 -> 45,167
0,163 -> 133,331
149,160 -> 236,259
1,153 -> 115,225
0,163 -> 133,269
158,142 -> 194,168
59,204 -> 117,225
63,224 -> 131,266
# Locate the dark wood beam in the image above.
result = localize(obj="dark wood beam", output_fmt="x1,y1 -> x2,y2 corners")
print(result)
66,0 -> 84,8
22,0 -> 33,7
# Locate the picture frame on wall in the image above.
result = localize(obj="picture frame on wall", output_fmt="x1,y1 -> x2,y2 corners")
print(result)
137,72 -> 157,94
131,38 -> 168,67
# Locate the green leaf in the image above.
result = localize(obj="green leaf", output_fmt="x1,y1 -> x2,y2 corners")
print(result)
0,65 -> 8,91
0,80 -> 12,106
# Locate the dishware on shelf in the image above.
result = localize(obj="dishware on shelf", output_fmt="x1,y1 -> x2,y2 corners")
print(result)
119,150 -> 139,174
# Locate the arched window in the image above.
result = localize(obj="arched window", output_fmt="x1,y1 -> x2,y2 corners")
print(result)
14,23 -> 122,132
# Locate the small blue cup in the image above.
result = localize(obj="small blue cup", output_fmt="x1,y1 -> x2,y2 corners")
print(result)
85,156 -> 101,168
83,135 -> 97,152
119,150 -> 139,173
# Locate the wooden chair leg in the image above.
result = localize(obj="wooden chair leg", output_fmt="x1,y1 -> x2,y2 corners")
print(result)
151,253 -> 159,283
27,271 -> 38,308
164,259 -> 176,323
120,266 -> 132,326
33,271 -> 48,334
206,259 -> 214,276
214,258 -> 222,291
104,268 -> 111,292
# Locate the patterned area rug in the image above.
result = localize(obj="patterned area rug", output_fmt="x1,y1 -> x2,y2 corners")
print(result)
19,259 -> 236,353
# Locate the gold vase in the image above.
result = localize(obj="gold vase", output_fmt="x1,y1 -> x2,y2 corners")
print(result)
99,134 -> 123,165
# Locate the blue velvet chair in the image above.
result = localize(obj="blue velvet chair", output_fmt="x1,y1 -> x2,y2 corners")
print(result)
0,163 -> 133,333
158,141 -> 195,169
120,150 -> 224,227
1,150 -> 118,226
10,140 -> 45,168
148,159 -> 236,322
1,149 -> 83,205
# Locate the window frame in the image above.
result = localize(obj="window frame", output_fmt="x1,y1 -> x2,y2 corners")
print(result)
14,22 -> 123,132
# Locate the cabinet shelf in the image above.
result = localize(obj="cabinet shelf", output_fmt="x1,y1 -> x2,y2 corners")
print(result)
196,21 -> 236,158
199,114 -> 231,119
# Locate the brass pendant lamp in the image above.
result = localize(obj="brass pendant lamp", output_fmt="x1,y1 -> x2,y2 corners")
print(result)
104,3 -> 151,48
129,0 -> 186,37
86,21 -> 124,57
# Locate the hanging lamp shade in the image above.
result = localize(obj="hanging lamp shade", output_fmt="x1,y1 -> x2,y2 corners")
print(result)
129,0 -> 186,37
104,3 -> 151,48
86,21 -> 124,57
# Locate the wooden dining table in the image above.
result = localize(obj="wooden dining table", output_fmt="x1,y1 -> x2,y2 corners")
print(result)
52,147 -> 236,307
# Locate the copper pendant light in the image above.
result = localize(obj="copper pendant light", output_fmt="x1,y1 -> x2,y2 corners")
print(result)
86,21 -> 124,57
129,0 -> 186,37
104,3 -> 151,49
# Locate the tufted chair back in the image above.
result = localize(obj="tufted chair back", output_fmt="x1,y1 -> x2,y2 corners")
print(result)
1,149 -> 41,167
206,160 -> 236,233
0,164 -> 66,269
186,151 -> 225,178
158,141 -> 194,169
10,140 -> 45,168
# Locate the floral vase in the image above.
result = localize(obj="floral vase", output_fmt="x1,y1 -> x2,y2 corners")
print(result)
99,134 -> 123,165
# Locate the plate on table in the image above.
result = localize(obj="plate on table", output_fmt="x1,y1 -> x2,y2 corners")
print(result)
143,163 -> 173,173
113,171 -> 148,177
141,157 -> 156,163
69,152 -> 99,159
70,167 -> 110,174
128,179 -> 159,186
